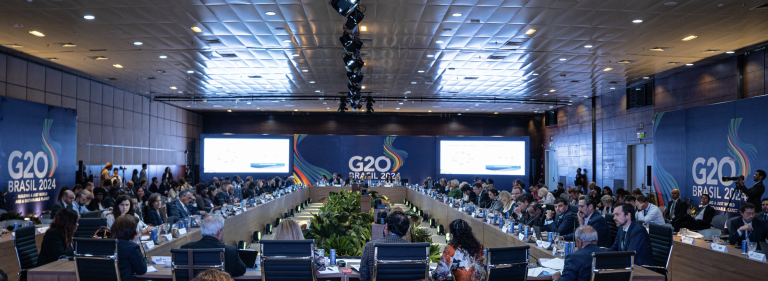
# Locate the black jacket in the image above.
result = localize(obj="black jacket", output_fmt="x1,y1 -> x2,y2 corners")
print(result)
37,229 -> 74,267
162,172 -> 173,183
117,239 -> 147,281
149,183 -> 159,194
562,212 -> 611,248
665,199 -> 689,221
145,209 -> 165,226
728,217 -> 766,249
742,181 -> 765,210
694,205 -> 716,225
50,200 -> 71,217
473,190 -> 492,209
159,183 -> 171,196
544,210 -> 578,237
180,236 -> 247,277
102,196 -> 116,209
214,192 -> 229,207
610,221 -> 654,266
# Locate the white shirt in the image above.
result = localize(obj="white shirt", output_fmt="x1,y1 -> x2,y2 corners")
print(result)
737,219 -> 753,237
695,205 -> 708,220
636,204 -> 665,225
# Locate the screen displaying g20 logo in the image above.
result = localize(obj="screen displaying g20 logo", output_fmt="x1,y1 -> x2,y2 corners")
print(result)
348,156 -> 396,179
7,150 -> 57,192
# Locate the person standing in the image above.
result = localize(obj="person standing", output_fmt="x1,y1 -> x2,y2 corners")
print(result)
162,167 -> 173,183
139,164 -> 148,184
609,203 -> 654,265
432,219 -> 487,281
100,162 -> 113,188
736,170 -> 766,210
552,226 -> 606,281
574,168 -> 587,193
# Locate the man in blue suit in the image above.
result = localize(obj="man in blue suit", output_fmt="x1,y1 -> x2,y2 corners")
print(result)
562,196 -> 611,248
552,225 -> 606,281
544,198 -> 578,236
610,202 -> 654,265
728,202 -> 766,249
169,189 -> 194,223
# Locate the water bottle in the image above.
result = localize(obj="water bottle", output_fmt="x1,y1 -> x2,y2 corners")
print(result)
13,223 -> 18,232
742,240 -> 748,254
330,249 -> 337,265
548,232 -> 553,243
499,217 -> 504,229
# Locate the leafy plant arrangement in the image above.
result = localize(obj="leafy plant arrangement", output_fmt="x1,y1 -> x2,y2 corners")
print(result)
411,226 -> 443,263
368,191 -> 391,208
303,190 -> 374,256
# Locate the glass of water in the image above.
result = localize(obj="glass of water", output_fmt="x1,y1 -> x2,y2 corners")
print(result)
712,235 -> 720,244
748,242 -> 758,253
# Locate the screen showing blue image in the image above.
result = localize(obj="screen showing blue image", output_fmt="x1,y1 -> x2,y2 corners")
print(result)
439,140 -> 526,175
203,138 -> 290,173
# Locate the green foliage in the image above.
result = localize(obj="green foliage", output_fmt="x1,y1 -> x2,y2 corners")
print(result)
430,243 -> 442,263
412,227 -> 432,243
303,190 -> 374,256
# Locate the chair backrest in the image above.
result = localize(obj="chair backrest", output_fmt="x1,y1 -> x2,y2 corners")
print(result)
4,219 -> 26,229
486,245 -> 529,281
712,214 -> 727,232
167,216 -> 177,226
569,205 -> 579,214
73,238 -> 120,281
14,226 -> 38,271
591,251 -> 634,281
0,209 -> 8,216
697,228 -> 721,239
81,211 -> 102,219
373,243 -> 430,281
171,248 -> 225,281
40,213 -> 51,219
605,213 -> 618,245
647,223 -> 673,268
73,218 -> 107,238
260,240 -> 316,281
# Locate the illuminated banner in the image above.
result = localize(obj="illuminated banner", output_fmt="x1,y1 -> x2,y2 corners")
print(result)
654,95 -> 768,217
1,97 -> 77,216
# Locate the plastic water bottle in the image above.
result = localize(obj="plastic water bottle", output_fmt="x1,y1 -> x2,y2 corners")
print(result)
330,249 -> 337,265
742,240 -> 748,254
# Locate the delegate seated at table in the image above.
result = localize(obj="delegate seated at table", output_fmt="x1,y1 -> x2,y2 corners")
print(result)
111,215 -> 148,281
544,198 -> 577,237
37,209 -> 78,267
609,203 -> 654,266
728,202 -> 766,250
552,225 -> 606,281
180,215 -> 246,277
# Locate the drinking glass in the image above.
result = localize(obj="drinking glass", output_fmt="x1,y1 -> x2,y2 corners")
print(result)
163,223 -> 171,235
552,232 -> 560,243
748,242 -> 758,253
712,235 -> 719,244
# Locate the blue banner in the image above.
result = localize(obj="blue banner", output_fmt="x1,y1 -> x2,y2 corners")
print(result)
0,97 -> 77,216
655,95 -> 768,217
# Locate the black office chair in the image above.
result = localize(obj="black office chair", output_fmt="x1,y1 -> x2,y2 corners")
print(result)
605,213 -> 618,245
711,214 -> 728,239
373,243 -> 430,281
642,223 -> 673,281
171,248 -> 225,281
260,240 -> 317,281
81,210 -> 103,219
592,251 -> 634,281
14,226 -> 38,281
73,218 -> 107,238
569,204 -> 579,214
485,245 -> 529,281
73,238 -> 120,281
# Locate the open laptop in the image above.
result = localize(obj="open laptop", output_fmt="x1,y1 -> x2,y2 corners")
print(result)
238,249 -> 259,269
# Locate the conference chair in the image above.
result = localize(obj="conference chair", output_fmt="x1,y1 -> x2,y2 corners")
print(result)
697,228 -> 721,240
642,223 -> 673,281
73,238 -> 120,281
373,243 -> 430,281
260,240 -> 317,281
81,210 -> 103,219
4,219 -> 26,230
73,218 -> 107,238
605,213 -> 618,245
711,214 -> 728,239
569,205 -> 579,214
591,251 -> 635,281
485,245 -> 530,281
14,226 -> 38,281
0,208 -> 7,216
171,248 -> 225,281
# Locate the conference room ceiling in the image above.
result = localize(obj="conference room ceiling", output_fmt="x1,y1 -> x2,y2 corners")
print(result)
1,0 -> 767,114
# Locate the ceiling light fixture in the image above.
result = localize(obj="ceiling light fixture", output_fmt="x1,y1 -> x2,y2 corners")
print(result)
686,63 -> 694,66
360,26 -> 367,31
682,35 -> 697,41
187,70 -> 194,73
170,86 -> 177,89
726,51 -> 735,54
159,55 -> 167,59
411,82 -> 417,84
396,108 -> 400,110
549,89 -> 556,92
133,42 -> 143,45
191,26 -> 202,32
84,15 -> 95,20
112,64 -> 123,68
302,69 -> 309,72
632,19 -> 643,23
532,73 -> 539,76
452,13 -> 463,17
559,58 -> 566,61
418,70 -> 425,73
525,29 -> 536,35
227,110 -> 232,112
643,76 -> 650,79
610,87 -> 616,89
650,47 -> 670,51
426,54 -> 434,57
29,31 -> 45,37
436,40 -> 444,43
399,102 -> 404,104
315,90 -> 321,93
309,81 -> 315,83
603,67 -> 613,71
584,45 -> 593,48
265,11 -> 276,15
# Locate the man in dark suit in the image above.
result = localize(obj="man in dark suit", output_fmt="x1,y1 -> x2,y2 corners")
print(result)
180,214 -> 246,277
673,193 -> 716,231
159,178 -> 171,196
103,185 -> 118,209
728,202 -> 767,248
523,201 -> 545,228
552,225 -> 606,281
574,168 -> 587,192
461,184 -> 477,204
359,211 -> 411,281
758,198 -> 768,224
610,203 -> 654,266
544,198 -> 578,236
472,182 -> 492,209
665,189 -> 689,223
563,196 -> 611,248
168,190 -> 194,222
149,177 -> 160,194
736,170 -> 766,210
51,190 -> 75,216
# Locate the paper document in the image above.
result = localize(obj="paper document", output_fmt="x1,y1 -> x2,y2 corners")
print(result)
146,266 -> 158,273
528,268 -> 546,277
340,259 -> 361,264
318,266 -> 340,274
352,265 -> 360,272
540,258 -> 565,270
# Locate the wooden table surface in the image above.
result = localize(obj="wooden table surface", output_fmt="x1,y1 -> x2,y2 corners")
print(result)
26,187 -> 309,281
406,188 -> 664,281
667,235 -> 768,280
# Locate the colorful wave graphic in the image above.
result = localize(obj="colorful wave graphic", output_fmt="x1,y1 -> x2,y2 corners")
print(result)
726,118 -> 757,179
383,136 -> 408,172
292,134 -> 332,185
651,113 -> 676,206
41,119 -> 61,177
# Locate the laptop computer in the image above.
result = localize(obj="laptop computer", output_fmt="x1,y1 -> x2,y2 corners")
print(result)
238,249 -> 259,269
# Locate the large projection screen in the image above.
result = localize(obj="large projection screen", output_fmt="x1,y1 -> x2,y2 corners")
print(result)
439,140 -> 526,175
203,138 -> 290,173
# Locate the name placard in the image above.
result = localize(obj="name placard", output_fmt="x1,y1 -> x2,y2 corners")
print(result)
709,243 -> 727,253
518,233 -> 525,241
681,237 -> 695,244
142,240 -> 155,250
162,234 -> 173,242
151,256 -> 171,264
748,251 -> 766,262
537,241 -> 552,249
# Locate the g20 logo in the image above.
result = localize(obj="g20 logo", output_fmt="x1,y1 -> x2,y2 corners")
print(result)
692,157 -> 736,186
8,151 -> 50,179
349,156 -> 392,172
